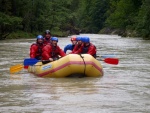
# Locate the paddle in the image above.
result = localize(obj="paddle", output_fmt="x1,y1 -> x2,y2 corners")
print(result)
23,58 -> 51,66
24,57 -> 119,66
10,58 -> 38,74
97,54 -> 116,58
24,58 -> 39,66
10,57 -> 51,74
100,58 -> 119,65
10,57 -> 119,74
10,64 -> 24,74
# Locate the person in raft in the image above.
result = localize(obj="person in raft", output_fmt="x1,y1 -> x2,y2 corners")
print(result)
30,35 -> 45,60
43,29 -> 52,45
70,36 -> 83,54
71,36 -> 97,58
42,37 -> 66,61
64,36 -> 77,53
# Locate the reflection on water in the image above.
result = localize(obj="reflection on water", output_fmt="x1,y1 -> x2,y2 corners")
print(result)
0,35 -> 150,113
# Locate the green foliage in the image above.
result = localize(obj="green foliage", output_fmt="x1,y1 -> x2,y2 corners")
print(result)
7,31 -> 34,39
0,0 -> 11,14
106,0 -> 139,29
76,0 -> 94,32
90,0 -> 109,32
136,0 -> 150,39
0,0 -> 149,39
0,12 -> 22,39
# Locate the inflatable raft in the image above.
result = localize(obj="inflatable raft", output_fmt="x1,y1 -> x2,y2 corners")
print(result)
28,54 -> 103,77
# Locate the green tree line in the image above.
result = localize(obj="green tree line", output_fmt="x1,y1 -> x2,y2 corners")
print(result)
0,0 -> 150,40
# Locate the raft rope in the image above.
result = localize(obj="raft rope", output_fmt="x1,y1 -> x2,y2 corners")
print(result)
79,54 -> 86,77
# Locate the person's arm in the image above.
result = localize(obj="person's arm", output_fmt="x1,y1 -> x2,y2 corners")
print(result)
64,44 -> 69,53
70,44 -> 79,53
87,44 -> 96,55
42,45 -> 51,60
64,44 -> 73,53
30,44 -> 37,58
58,46 -> 66,57
73,44 -> 83,54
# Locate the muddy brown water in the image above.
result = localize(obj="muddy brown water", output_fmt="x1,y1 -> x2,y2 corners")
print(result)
0,34 -> 150,113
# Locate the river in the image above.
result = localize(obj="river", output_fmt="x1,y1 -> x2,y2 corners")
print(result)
0,34 -> 150,113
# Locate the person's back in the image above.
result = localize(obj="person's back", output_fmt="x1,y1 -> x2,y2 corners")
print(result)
42,37 -> 66,61
30,35 -> 45,60
64,36 -> 77,53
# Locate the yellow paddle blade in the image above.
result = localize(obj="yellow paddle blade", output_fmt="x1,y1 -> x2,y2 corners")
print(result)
10,64 -> 24,73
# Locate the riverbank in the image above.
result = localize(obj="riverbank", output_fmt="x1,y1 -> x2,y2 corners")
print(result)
2,30 -> 69,40
1,28 -> 149,40
99,27 -> 149,40
99,27 -> 139,38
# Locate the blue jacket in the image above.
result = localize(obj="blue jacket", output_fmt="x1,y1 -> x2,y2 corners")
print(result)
64,44 -> 75,53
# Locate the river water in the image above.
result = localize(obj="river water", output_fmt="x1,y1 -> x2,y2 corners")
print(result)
0,34 -> 150,113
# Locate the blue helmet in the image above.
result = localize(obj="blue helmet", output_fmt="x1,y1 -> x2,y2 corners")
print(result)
51,37 -> 58,42
81,36 -> 90,43
76,36 -> 82,41
36,35 -> 43,39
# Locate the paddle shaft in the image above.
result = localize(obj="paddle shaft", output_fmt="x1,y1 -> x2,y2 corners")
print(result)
97,54 -> 116,58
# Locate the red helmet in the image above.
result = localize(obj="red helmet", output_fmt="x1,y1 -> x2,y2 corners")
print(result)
71,36 -> 77,41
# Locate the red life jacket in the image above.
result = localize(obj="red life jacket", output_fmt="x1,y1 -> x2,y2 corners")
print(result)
43,37 -> 51,45
71,44 -> 82,53
50,45 -> 60,60
81,43 -> 97,58
30,43 -> 45,60
42,44 -> 66,60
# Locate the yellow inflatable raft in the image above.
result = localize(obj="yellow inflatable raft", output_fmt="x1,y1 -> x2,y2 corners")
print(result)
28,54 -> 103,77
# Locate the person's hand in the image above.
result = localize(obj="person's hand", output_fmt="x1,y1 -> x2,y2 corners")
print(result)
49,58 -> 53,61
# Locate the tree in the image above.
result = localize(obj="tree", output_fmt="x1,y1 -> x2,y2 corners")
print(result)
136,0 -> 150,39
106,0 -> 142,29
90,0 -> 109,32
0,0 -> 22,39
